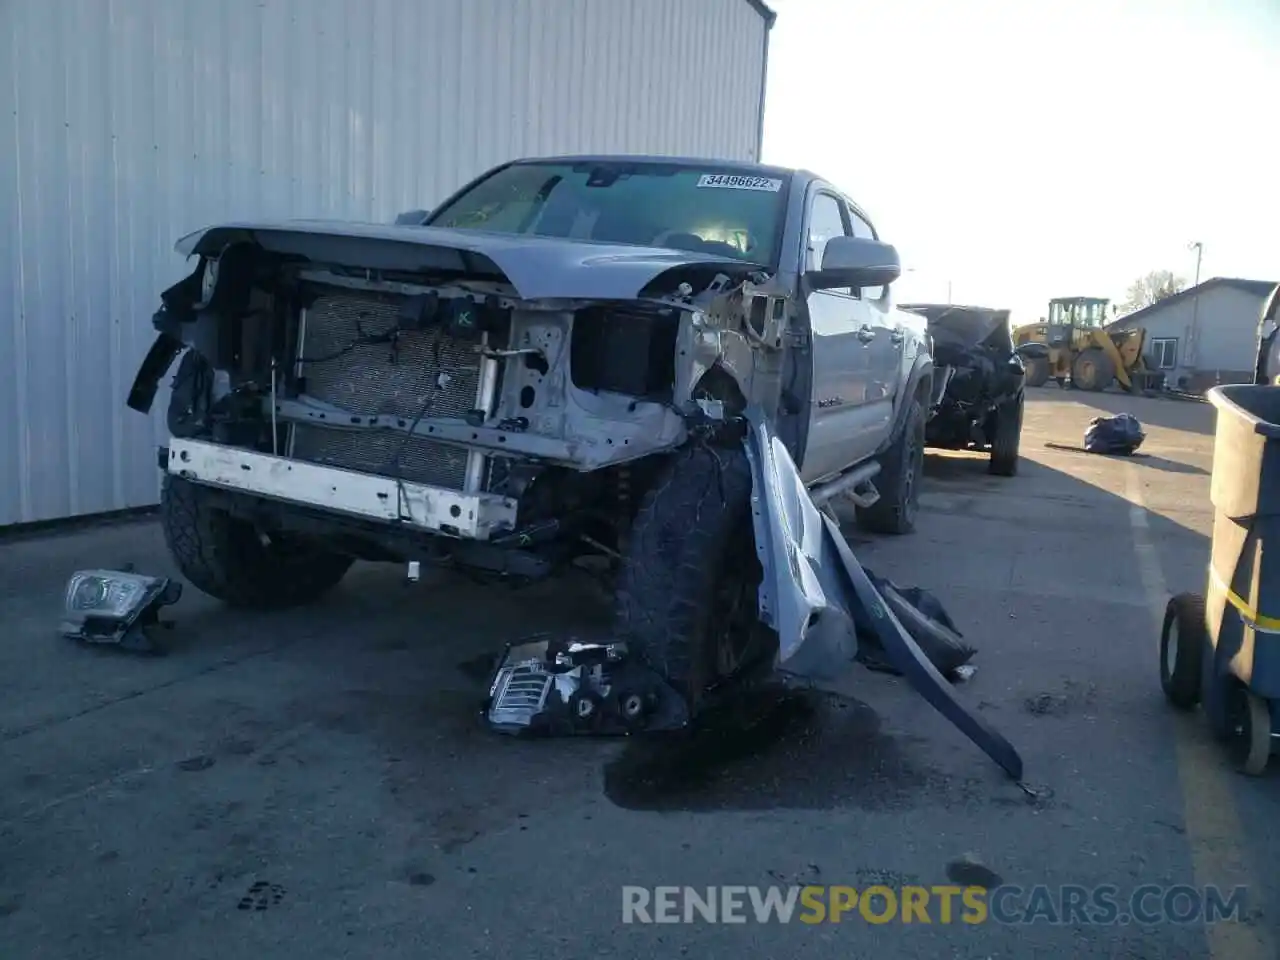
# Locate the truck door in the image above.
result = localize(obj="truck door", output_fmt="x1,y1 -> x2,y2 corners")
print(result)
799,190 -> 882,484
848,206 -> 906,416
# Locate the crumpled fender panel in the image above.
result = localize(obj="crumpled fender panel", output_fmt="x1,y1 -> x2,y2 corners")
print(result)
742,406 -> 1024,780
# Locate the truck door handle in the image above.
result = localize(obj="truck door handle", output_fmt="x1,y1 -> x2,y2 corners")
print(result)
856,324 -> 877,343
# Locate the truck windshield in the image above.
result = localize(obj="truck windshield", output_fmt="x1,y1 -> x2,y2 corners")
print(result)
425,160 -> 788,267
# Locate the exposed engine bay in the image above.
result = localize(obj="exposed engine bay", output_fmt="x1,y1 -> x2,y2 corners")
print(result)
128,225 -> 791,578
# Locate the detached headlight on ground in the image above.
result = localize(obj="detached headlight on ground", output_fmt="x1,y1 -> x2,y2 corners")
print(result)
59,569 -> 183,653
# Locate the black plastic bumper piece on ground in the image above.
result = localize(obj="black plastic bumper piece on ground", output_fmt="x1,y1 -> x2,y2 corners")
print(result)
820,512 -> 1025,780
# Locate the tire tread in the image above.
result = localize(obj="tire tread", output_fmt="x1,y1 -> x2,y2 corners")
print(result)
161,475 -> 352,609
615,446 -> 753,703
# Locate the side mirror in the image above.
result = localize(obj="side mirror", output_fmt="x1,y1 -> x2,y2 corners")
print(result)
808,236 -> 902,290
394,209 -> 431,225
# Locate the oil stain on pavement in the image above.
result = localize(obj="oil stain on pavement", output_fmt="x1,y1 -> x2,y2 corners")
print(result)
602,686 -> 981,812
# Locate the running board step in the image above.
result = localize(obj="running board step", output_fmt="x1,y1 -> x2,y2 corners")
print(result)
810,462 -> 882,510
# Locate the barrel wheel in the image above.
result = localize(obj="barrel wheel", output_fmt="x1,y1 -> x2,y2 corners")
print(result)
1160,593 -> 1205,710
1225,684 -> 1273,776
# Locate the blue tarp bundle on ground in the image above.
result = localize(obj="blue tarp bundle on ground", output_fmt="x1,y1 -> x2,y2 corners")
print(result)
1084,413 -> 1146,455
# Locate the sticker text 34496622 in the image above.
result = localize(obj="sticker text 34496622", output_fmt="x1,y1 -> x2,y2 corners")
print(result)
696,174 -> 784,192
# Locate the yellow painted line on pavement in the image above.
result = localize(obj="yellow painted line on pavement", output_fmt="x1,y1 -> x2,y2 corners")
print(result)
1125,465 -> 1271,960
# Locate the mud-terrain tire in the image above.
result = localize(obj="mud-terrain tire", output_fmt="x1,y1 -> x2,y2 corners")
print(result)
1023,357 -> 1050,388
615,446 -> 773,712
856,395 -> 925,535
988,394 -> 1023,477
160,475 -> 353,608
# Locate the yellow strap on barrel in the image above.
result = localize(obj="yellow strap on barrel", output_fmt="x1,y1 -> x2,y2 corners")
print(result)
1208,565 -> 1280,634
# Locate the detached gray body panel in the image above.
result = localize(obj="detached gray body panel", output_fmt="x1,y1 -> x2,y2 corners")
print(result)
742,407 -> 1024,778
742,406 -> 861,678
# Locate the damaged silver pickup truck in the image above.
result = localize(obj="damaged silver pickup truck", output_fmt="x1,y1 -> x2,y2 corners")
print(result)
126,155 -> 937,723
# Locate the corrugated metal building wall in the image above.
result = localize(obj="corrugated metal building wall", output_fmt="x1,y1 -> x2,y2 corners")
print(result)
0,0 -> 773,526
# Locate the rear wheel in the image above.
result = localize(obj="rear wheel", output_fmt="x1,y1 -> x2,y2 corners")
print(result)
1072,348 -> 1115,392
160,475 -> 353,608
856,395 -> 925,535
1023,357 -> 1050,388
1160,593 -> 1206,709
988,394 -> 1023,477
1225,685 -> 1273,776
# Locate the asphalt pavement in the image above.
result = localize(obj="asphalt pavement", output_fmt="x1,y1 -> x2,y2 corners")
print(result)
1,390 -> 1277,959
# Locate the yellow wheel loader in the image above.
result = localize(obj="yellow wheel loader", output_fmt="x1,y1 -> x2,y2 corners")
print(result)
1012,296 -> 1157,393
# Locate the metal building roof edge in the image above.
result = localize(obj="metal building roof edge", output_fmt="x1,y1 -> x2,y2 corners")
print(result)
744,0 -> 778,27
1106,277 -> 1280,329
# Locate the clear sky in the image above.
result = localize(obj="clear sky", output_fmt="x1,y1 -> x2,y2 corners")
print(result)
759,0 -> 1279,325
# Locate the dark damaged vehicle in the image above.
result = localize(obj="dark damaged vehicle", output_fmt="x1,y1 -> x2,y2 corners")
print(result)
126,155 -> 936,724
1254,282 -> 1280,384
899,303 -> 1030,477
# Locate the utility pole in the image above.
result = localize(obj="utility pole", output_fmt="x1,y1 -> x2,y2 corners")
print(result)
1187,241 -> 1204,369
947,279 -> 953,304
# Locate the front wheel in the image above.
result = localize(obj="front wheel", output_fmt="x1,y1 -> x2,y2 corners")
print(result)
615,447 -> 777,714
160,476 -> 353,608
856,396 -> 925,535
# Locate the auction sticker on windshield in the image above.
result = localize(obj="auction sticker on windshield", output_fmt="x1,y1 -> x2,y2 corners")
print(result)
696,174 -> 783,192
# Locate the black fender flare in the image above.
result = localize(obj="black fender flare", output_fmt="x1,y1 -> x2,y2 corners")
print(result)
126,263 -> 206,415
126,332 -> 186,415
878,354 -> 933,456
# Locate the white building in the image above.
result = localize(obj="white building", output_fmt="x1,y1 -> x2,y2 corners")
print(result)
1107,277 -> 1278,392
0,0 -> 774,527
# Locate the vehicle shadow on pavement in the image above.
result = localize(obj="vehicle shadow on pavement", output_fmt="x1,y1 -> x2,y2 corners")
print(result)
1035,444 -> 1210,476
913,438 -> 1280,838
599,681 -> 1014,814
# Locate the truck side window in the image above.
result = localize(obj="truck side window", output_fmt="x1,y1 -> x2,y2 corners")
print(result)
806,192 -> 852,296
847,208 -> 883,301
